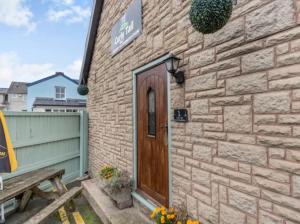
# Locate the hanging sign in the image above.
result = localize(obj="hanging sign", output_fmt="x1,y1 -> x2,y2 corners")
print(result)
111,0 -> 142,55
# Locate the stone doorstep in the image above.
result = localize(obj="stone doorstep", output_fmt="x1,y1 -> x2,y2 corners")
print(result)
82,179 -> 152,224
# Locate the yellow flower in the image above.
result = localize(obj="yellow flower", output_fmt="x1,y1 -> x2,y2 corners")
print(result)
177,221 -> 182,224
161,216 -> 165,224
169,207 -> 174,213
187,220 -> 193,224
167,214 -> 175,220
150,211 -> 156,219
193,221 -> 200,224
161,207 -> 167,216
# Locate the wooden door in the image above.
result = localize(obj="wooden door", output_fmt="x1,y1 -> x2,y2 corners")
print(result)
137,63 -> 168,207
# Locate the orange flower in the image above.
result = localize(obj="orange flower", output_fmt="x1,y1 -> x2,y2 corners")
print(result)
161,216 -> 165,224
161,207 -> 167,216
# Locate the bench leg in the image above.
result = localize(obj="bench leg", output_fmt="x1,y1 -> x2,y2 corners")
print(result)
50,177 -> 76,211
19,190 -> 33,212
32,187 -> 58,201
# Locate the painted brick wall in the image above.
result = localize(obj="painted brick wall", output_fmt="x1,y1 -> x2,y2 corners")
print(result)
87,0 -> 300,223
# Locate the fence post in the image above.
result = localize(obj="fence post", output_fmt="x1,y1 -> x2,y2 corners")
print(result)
79,111 -> 88,177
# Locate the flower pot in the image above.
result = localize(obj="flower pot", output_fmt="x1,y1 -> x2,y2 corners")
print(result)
95,177 -> 133,210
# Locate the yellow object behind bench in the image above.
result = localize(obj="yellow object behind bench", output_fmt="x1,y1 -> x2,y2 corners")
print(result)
0,111 -> 17,173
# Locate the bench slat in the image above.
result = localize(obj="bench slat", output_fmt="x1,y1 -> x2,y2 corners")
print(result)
24,186 -> 83,224
0,169 -> 65,204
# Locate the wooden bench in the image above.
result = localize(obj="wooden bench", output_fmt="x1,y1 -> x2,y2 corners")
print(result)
0,168 -> 65,206
24,186 -> 83,224
1,168 -> 84,223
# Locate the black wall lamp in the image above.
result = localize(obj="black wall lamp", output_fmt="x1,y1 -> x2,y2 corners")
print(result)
164,54 -> 185,85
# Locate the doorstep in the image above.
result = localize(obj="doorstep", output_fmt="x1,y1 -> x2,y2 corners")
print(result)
82,179 -> 152,224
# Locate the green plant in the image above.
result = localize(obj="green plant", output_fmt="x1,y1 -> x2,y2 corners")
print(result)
99,166 -> 116,179
77,84 -> 89,95
189,0 -> 233,34
105,169 -> 132,194
99,166 -> 132,193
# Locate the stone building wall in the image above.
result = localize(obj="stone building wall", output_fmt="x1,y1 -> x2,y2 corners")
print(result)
87,0 -> 300,223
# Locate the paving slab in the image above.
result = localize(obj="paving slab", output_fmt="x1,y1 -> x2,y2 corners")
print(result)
82,179 -> 151,224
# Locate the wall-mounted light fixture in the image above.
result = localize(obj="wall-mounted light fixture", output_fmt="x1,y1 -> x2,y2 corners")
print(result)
164,54 -> 185,85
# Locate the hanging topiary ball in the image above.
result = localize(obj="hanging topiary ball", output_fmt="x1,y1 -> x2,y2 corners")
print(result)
77,84 -> 89,96
189,0 -> 233,34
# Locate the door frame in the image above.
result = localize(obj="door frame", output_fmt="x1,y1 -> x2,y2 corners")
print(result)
132,54 -> 172,209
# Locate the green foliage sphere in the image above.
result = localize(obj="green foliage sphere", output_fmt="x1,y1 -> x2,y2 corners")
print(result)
190,0 -> 233,34
77,84 -> 89,96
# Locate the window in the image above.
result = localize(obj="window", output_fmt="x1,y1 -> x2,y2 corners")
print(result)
45,109 -> 52,112
55,86 -> 66,99
148,88 -> 156,136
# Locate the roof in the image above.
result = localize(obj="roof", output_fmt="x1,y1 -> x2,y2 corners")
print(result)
27,72 -> 79,87
79,0 -> 104,85
0,88 -> 8,94
33,97 -> 86,108
8,82 -> 27,94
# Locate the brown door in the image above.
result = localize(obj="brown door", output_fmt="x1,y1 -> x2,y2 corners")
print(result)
137,63 -> 169,207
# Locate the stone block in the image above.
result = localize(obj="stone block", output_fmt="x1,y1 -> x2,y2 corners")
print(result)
227,133 -> 256,144
218,141 -> 267,166
226,72 -> 267,95
254,91 -> 291,113
266,26 -> 300,46
188,32 -> 203,47
191,99 -> 208,115
269,77 -> 300,90
254,115 -> 276,125
273,204 -> 300,223
252,166 -> 289,183
269,159 -> 300,175
198,201 -> 218,224
186,73 -> 216,92
185,122 -> 203,137
204,17 -> 244,47
278,115 -> 300,124
217,41 -> 263,61
202,58 -> 240,74
277,51 -> 300,67
220,204 -> 246,224
193,145 -> 212,163
224,105 -> 252,133
259,210 -> 284,224
245,0 -> 295,41
228,189 -> 257,215
192,167 -> 210,187
292,175 -> 300,197
230,180 -> 260,197
187,194 -> 198,218
253,176 -> 290,195
242,48 -> 274,73
257,136 -> 300,149
262,189 -> 300,211
190,49 -> 215,69
269,64 -> 300,80
254,125 -> 291,136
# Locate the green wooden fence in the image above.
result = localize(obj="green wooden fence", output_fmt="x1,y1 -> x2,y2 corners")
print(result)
2,111 -> 88,183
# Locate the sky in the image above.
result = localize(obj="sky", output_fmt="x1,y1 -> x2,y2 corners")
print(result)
0,0 -> 93,88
